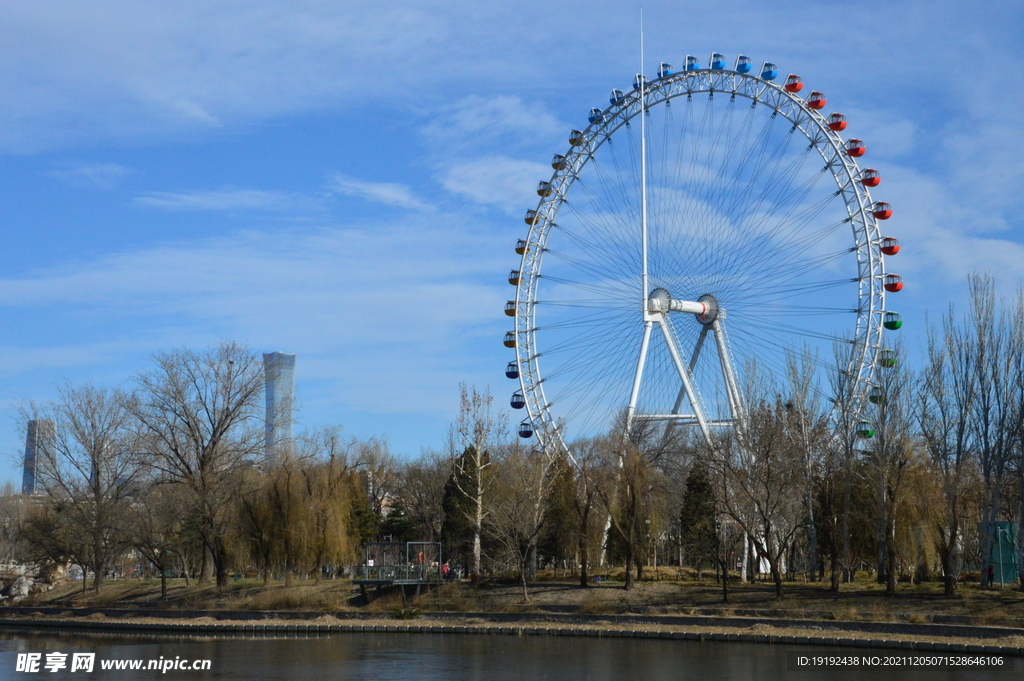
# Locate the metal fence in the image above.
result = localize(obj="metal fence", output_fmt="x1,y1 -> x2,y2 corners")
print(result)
351,564 -> 441,583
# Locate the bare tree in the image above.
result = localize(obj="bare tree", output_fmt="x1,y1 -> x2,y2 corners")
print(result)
131,342 -> 264,587
966,275 -> 1018,588
919,312 -> 975,596
784,348 -> 827,581
129,481 -> 190,599
447,384 -> 503,578
717,401 -> 804,598
25,383 -> 141,592
828,339 -> 863,584
394,451 -> 449,543
865,339 -> 914,594
487,446 -> 554,601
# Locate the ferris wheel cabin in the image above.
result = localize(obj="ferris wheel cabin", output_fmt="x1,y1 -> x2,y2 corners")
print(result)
784,74 -> 803,92
806,91 -> 826,109
760,62 -> 778,80
845,139 -> 866,157
880,236 -> 900,255
827,113 -> 848,131
861,168 -> 881,187
735,55 -> 752,73
510,391 -> 525,409
884,274 -> 904,293
710,53 -> 727,70
872,202 -> 893,220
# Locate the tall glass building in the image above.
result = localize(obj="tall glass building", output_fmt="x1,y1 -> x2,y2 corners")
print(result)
263,352 -> 296,459
22,419 -> 55,496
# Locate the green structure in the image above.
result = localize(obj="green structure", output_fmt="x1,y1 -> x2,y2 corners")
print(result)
980,521 -> 1019,586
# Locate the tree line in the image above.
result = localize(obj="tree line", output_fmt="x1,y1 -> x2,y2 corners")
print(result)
4,275 -> 1024,602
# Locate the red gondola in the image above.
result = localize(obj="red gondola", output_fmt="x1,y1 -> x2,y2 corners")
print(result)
880,236 -> 900,256
872,201 -> 893,220
784,74 -> 803,92
884,274 -> 904,293
860,168 -> 881,187
845,139 -> 866,157
806,91 -> 826,109
827,113 -> 847,131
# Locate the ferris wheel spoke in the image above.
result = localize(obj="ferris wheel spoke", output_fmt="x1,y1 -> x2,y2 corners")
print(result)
730,247 -> 852,298
538,299 -> 636,310
708,142 -> 823,281
551,222 -> 639,283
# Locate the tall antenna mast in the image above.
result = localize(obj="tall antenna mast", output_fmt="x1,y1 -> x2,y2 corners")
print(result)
639,9 -> 649,310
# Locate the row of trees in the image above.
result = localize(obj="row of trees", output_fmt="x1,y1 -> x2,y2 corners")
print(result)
7,343 -> 383,594
5,276 -> 1023,603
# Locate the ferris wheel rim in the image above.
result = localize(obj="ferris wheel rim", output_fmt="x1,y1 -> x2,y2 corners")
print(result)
512,67 -> 887,459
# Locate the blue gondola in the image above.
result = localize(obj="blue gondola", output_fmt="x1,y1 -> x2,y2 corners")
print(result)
609,89 -> 625,105
510,391 -> 526,409
505,361 -> 519,379
588,107 -> 604,124
633,73 -> 648,90
760,62 -> 778,81
710,53 -> 727,70
685,55 -> 700,71
658,62 -> 674,78
736,55 -> 752,73
517,421 -> 534,439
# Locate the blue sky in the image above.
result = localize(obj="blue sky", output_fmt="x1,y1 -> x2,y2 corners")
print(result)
1,1 -> 1022,484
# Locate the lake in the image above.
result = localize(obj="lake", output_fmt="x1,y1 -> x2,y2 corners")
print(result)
0,630 -> 1015,680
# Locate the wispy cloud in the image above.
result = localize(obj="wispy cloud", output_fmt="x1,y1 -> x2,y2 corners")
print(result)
0,218 -> 507,415
51,161 -> 132,190
134,188 -> 309,211
441,156 -> 550,214
423,95 -> 565,153
330,175 -> 432,211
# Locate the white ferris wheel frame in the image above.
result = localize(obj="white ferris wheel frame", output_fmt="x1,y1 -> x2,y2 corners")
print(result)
512,67 -> 887,461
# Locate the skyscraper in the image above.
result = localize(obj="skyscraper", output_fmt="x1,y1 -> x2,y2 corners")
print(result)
263,352 -> 296,458
22,419 -> 55,496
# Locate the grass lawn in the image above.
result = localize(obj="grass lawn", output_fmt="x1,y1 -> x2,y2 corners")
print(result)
15,569 -> 1024,627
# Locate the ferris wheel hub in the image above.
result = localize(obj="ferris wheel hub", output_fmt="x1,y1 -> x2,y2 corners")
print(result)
647,289 -> 721,324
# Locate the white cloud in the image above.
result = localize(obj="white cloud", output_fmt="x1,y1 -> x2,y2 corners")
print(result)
0,218 -> 509,413
135,188 -> 311,211
51,161 -> 132,190
331,175 -> 431,211
441,156 -> 550,213
423,95 -> 565,153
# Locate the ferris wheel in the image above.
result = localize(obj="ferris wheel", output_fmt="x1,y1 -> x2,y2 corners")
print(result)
504,54 -> 903,456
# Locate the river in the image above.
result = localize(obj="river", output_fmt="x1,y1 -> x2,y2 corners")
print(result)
0,630 -> 1015,680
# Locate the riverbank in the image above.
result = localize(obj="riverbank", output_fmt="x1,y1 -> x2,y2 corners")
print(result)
1,608 -> 1023,656
14,575 -> 1024,629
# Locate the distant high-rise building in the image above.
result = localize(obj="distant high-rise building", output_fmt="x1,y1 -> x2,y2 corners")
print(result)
22,419 -> 55,496
264,352 -> 296,457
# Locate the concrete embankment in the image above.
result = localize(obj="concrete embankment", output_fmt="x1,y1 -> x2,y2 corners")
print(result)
0,608 -> 1021,656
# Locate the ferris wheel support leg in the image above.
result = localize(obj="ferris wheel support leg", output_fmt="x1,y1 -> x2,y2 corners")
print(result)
663,325 -> 711,443
624,320 -> 654,437
712,318 -> 749,441
657,320 -> 713,447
